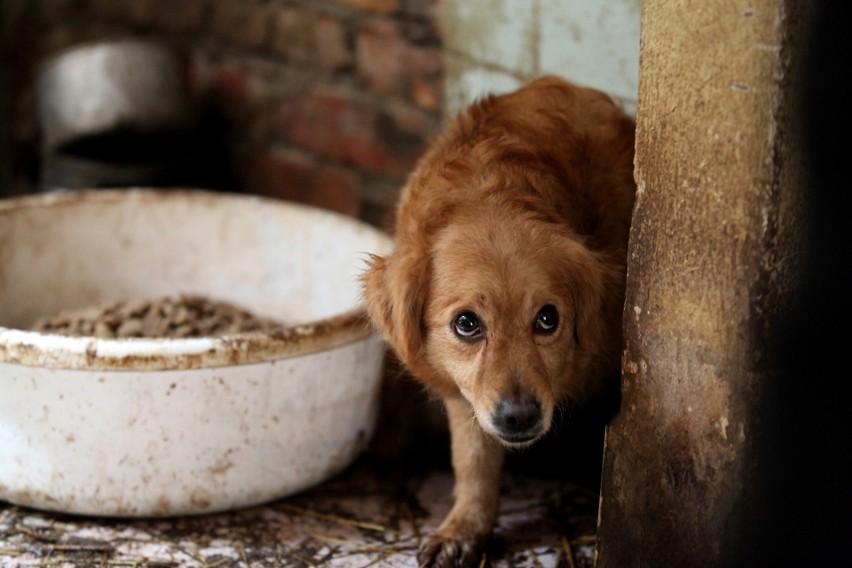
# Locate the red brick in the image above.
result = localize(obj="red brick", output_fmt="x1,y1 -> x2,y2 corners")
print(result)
272,8 -> 351,71
336,0 -> 400,15
356,19 -> 443,109
126,0 -> 155,24
246,148 -> 314,202
406,45 -> 443,110
87,0 -> 135,20
150,0 -> 206,32
401,0 -> 439,18
212,0 -> 272,49
311,168 -> 362,217
356,19 -> 406,95
271,6 -> 316,62
186,57 -> 209,99
246,148 -> 362,216
373,102 -> 434,178
314,16 -> 351,71
410,76 -> 442,111
90,0 -> 155,23
278,87 -> 435,179
279,88 -> 386,172
211,65 -> 253,118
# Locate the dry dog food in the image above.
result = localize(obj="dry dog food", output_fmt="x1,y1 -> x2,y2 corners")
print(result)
31,295 -> 284,338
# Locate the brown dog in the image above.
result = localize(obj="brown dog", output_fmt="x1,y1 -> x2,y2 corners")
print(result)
363,76 -> 636,567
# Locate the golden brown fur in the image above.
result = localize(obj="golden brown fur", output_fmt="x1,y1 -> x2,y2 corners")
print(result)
363,76 -> 636,568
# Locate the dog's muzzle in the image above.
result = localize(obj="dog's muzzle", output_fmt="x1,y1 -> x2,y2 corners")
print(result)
491,395 -> 545,445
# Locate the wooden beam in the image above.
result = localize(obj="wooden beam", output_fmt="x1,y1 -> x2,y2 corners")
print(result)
596,1 -> 810,565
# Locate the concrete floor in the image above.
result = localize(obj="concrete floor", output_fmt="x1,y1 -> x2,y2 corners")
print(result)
0,456 -> 598,567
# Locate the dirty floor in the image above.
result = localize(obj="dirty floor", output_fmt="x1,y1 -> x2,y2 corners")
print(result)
0,455 -> 598,567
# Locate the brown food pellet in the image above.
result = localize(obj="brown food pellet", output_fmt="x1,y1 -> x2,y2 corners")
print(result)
30,295 -> 285,338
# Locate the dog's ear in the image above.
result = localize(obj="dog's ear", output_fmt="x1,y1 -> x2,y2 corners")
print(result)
362,247 -> 429,368
559,238 -> 623,358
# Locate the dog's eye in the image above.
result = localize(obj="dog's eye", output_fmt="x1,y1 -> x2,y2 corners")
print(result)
452,311 -> 484,341
533,305 -> 559,334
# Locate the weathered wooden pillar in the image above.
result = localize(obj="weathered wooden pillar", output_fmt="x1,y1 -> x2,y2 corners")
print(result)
596,1 -> 809,566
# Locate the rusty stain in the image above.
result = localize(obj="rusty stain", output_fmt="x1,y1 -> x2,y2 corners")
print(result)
189,489 -> 213,510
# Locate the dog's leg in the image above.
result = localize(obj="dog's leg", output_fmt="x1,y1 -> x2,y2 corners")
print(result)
418,396 -> 504,568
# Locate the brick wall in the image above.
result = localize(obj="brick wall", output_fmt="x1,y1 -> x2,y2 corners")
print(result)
0,0 -> 443,231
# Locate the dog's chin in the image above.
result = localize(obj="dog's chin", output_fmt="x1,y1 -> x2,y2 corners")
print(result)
496,429 -> 546,449
475,409 -> 552,449
478,419 -> 547,448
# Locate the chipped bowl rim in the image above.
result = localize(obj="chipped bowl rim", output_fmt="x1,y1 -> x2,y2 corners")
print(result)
0,190 -> 386,372
0,309 -> 372,371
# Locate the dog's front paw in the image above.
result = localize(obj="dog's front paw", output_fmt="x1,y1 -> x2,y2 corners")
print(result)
417,533 -> 486,568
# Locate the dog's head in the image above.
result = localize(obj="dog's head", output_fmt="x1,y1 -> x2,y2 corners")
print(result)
363,205 -> 617,448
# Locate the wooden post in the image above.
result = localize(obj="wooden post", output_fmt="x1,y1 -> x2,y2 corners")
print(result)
596,1 -> 809,566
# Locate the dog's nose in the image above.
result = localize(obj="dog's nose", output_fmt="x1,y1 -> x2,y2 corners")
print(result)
492,395 -> 542,442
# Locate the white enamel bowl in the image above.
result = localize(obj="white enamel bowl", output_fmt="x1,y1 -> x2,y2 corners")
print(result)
0,189 -> 392,517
